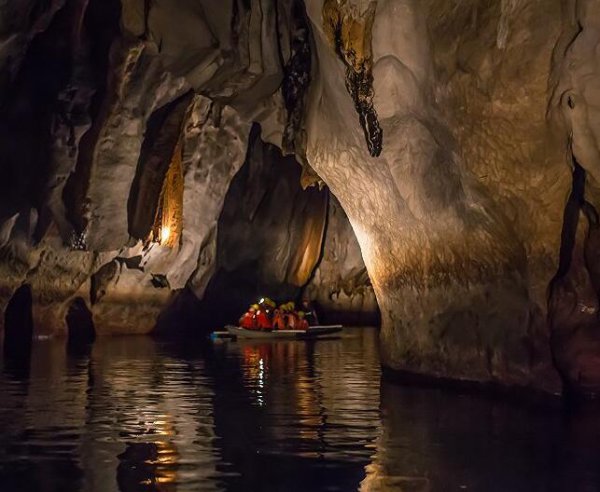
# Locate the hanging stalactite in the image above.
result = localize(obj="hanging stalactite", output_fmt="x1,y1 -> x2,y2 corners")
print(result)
322,0 -> 382,158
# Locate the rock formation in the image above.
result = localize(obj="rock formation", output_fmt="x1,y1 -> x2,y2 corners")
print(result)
2,0 -> 600,396
305,195 -> 379,325
190,125 -> 329,331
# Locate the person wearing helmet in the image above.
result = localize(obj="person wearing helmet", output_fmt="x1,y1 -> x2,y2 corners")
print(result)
284,301 -> 297,329
255,303 -> 273,331
258,297 -> 276,311
258,297 -> 274,317
297,311 -> 309,331
239,305 -> 257,329
272,308 -> 285,330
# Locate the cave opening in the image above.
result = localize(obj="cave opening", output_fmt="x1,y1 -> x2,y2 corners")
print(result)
194,124 -> 328,329
181,123 -> 381,331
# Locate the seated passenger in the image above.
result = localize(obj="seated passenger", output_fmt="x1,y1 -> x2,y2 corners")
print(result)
239,305 -> 258,329
255,307 -> 273,331
297,312 -> 309,331
272,308 -> 286,330
282,302 -> 297,329
258,297 -> 276,317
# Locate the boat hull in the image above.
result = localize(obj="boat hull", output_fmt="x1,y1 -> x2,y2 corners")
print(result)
223,325 -> 342,339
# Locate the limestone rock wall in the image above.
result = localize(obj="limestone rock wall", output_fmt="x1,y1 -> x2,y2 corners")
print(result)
0,0 -> 358,340
305,195 -> 380,325
0,0 -> 297,336
302,0 -> 579,393
547,0 -> 600,396
193,125 -> 329,331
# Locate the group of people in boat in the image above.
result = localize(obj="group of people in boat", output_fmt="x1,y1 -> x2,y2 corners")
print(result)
239,297 -> 319,331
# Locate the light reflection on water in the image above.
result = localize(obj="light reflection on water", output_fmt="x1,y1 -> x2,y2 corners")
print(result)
0,327 -> 599,491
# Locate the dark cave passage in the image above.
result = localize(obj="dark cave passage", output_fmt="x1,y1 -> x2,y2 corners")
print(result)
66,296 -> 96,347
3,284 -> 34,357
196,125 -> 328,329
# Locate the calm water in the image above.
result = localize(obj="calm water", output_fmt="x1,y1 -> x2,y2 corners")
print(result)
0,328 -> 599,492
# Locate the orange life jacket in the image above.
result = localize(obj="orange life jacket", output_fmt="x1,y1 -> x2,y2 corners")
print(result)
240,311 -> 256,329
285,313 -> 298,329
272,311 -> 285,330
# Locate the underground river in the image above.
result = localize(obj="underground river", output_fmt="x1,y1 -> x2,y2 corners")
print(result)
0,327 -> 599,491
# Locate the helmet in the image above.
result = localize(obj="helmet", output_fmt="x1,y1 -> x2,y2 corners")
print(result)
251,304 -> 259,311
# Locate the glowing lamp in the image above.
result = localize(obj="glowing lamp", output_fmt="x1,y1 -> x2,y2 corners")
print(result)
160,226 -> 171,244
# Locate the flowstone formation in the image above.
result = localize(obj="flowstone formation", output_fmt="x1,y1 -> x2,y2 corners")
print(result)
302,0 -> 598,395
2,0 -> 600,396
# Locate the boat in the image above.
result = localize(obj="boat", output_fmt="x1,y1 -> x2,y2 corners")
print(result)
215,325 -> 343,340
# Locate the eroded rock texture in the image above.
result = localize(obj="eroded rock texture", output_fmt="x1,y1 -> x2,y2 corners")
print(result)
195,125 -> 328,330
305,195 -> 380,325
0,0 -> 298,336
3,0 -> 600,396
0,0 -> 361,340
302,0 -> 587,393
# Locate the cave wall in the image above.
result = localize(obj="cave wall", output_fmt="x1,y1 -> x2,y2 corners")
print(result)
305,195 -> 380,325
0,0 -> 371,340
0,0 -> 264,336
301,0 -> 585,393
194,125 -> 328,330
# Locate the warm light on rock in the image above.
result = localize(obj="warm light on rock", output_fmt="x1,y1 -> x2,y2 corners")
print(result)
160,226 -> 171,245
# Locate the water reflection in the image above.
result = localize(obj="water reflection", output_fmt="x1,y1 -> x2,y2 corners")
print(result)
0,329 -> 380,491
362,384 -> 600,492
1,329 -> 600,491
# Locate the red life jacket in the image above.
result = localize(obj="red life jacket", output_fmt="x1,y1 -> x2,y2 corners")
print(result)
272,312 -> 285,330
256,310 -> 272,329
240,312 -> 256,329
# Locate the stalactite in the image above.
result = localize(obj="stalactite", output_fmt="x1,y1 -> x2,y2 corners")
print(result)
281,0 -> 312,156
322,0 -> 382,157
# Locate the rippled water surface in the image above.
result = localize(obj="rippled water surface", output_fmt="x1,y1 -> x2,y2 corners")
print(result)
1,327 -> 599,491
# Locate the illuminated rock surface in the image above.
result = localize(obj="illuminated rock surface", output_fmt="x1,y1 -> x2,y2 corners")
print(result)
305,195 -> 380,325
1,0 -> 600,395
